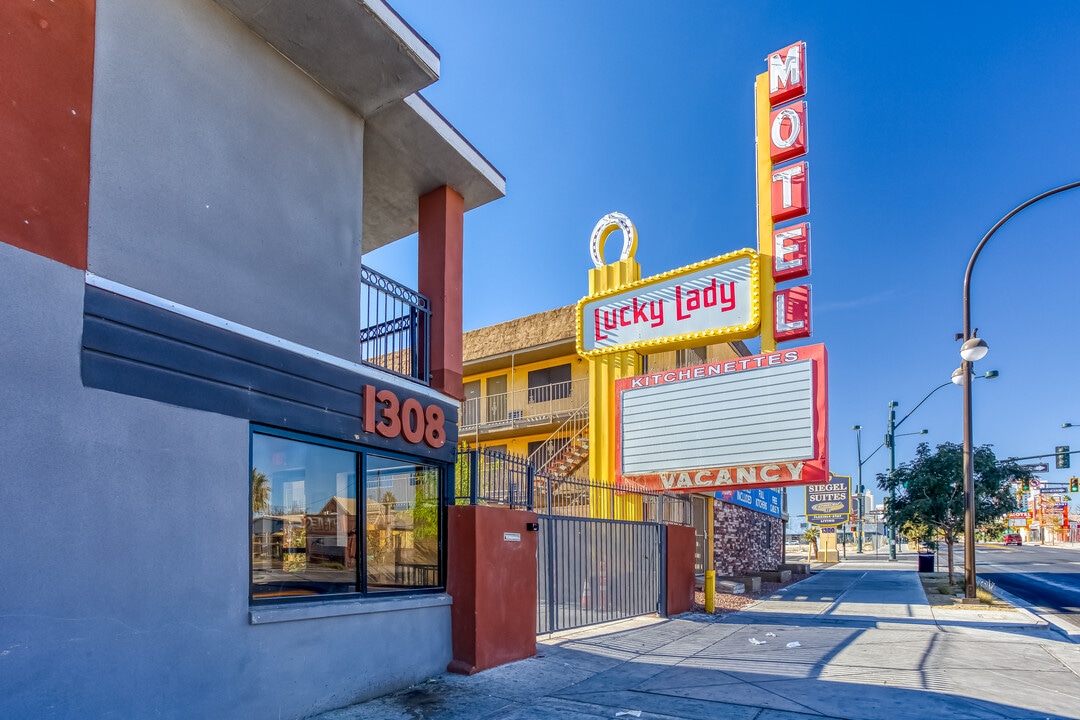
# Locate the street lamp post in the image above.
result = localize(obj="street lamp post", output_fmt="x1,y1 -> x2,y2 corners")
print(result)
961,180 -> 1080,604
853,425 -> 864,554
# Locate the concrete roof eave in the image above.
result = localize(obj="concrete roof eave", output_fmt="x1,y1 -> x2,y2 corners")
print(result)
213,0 -> 440,117
362,93 -> 506,252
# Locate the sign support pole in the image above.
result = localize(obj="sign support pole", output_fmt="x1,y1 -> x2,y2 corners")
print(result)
587,257 -> 642,519
755,72 -> 776,353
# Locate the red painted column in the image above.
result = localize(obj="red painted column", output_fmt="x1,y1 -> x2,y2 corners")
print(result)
0,0 -> 95,269
446,505 -> 537,674
418,186 -> 465,400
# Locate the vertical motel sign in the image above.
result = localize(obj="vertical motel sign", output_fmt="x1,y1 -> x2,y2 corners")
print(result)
757,42 -> 812,352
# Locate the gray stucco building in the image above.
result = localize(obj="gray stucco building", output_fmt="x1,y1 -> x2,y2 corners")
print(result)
0,1 -> 503,717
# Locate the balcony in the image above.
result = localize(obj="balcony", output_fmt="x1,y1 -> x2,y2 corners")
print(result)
359,265 -> 430,385
461,377 -> 589,434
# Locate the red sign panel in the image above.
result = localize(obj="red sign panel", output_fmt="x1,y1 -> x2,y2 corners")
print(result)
767,42 -> 806,107
773,223 -> 810,282
770,161 -> 808,222
769,100 -> 807,164
615,343 -> 829,492
774,285 -> 811,341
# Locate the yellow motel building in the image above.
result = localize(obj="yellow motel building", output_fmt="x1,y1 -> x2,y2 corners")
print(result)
461,303 -> 754,572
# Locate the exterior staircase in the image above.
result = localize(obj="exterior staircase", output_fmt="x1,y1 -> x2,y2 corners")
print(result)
547,433 -> 589,477
527,401 -> 589,479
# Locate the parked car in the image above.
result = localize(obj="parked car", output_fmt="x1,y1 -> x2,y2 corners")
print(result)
1004,533 -> 1022,546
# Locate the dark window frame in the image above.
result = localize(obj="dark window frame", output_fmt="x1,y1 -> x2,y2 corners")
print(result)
249,424 -> 447,605
527,364 -> 572,404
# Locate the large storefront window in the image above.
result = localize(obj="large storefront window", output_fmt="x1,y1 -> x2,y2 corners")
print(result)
365,455 -> 441,591
250,429 -> 443,602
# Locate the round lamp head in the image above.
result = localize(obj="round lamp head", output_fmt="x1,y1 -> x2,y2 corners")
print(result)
951,367 -> 966,386
960,337 -> 989,362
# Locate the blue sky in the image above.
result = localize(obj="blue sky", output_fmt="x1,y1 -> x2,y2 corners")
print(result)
367,1 -> 1080,521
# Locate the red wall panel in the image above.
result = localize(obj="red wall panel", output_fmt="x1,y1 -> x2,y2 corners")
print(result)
0,0 -> 94,268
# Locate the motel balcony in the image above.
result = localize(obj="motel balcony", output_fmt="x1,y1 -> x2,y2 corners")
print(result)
358,265 -> 431,385
460,377 -> 589,436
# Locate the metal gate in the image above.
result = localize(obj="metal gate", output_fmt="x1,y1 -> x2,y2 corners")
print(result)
536,515 -> 663,634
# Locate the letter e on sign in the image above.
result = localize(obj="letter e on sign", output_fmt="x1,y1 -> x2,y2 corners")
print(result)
768,42 -> 806,107
774,285 -> 811,341
770,101 -> 807,164
773,223 -> 810,282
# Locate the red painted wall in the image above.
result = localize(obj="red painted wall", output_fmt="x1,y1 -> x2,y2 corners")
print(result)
0,0 -> 95,269
418,186 -> 465,400
446,505 -> 537,674
665,524 -> 696,616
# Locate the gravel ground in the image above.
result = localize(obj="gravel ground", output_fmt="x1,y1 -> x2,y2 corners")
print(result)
692,573 -> 812,615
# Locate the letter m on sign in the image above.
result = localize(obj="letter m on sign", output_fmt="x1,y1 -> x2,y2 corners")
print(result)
768,42 -> 806,107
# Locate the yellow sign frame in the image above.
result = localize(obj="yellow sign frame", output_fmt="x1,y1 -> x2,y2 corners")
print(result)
575,247 -> 761,358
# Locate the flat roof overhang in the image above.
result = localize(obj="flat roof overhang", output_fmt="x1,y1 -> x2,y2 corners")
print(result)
213,0 -> 439,116
463,338 -> 578,377
362,94 -> 506,251
213,0 -> 506,251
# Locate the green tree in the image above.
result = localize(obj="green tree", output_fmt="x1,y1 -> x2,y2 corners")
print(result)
879,442 -> 1027,583
251,469 -> 271,515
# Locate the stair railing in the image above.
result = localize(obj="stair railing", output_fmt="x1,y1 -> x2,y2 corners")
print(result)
526,400 -> 589,477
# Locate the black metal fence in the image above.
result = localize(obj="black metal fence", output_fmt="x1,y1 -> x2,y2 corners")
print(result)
359,264 -> 430,384
454,447 -> 691,524
537,516 -> 662,634
453,446 -> 690,634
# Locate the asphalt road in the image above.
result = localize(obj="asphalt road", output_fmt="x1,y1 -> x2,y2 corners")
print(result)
975,543 -> 1080,631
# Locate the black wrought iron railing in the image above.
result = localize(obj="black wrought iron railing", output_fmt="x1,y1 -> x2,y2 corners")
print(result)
453,447 -> 691,525
359,265 -> 430,384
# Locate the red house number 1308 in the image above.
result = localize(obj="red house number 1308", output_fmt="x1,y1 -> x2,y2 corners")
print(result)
362,385 -> 446,448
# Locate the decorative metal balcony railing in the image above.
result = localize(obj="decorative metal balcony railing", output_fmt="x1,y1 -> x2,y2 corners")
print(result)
359,265 -> 430,385
460,377 -> 589,433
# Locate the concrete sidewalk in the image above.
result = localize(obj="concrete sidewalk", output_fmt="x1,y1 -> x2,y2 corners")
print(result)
313,555 -> 1080,720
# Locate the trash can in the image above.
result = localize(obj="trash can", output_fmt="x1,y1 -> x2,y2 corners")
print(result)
917,553 -> 936,572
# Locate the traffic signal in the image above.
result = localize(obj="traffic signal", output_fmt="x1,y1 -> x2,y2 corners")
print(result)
1057,446 -> 1071,470
1022,478 -> 1030,492
1071,477 -> 1079,494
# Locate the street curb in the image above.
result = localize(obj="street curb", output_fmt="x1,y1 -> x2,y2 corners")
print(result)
978,574 -> 1080,643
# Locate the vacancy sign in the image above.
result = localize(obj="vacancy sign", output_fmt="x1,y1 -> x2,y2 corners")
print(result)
615,343 -> 828,491
577,249 -> 760,356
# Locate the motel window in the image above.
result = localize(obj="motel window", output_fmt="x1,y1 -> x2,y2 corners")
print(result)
527,363 -> 572,403
250,428 -> 444,602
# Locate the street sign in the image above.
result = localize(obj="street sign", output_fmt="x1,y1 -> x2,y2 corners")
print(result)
1019,462 -> 1049,473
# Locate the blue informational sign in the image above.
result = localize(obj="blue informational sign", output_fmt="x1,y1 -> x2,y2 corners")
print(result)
715,487 -> 782,518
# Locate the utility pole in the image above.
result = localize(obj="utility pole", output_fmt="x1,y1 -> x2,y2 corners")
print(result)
887,401 -> 898,561
854,425 -> 864,554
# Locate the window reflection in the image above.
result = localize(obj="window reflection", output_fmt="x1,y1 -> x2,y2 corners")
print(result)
365,455 -> 441,591
251,433 -> 357,599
